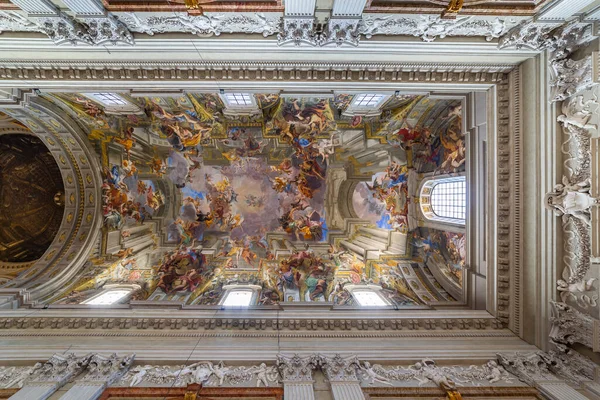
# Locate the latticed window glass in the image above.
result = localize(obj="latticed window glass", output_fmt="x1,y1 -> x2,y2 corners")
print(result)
89,93 -> 127,105
420,176 -> 466,225
430,179 -> 466,220
224,93 -> 253,106
352,94 -> 385,107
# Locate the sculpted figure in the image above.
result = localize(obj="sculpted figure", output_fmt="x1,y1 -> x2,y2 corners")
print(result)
545,177 -> 598,225
360,362 -> 393,386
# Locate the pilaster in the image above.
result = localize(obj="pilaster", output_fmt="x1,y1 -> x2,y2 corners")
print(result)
9,353 -> 91,400
277,354 -> 318,400
59,354 -> 134,400
318,354 -> 365,400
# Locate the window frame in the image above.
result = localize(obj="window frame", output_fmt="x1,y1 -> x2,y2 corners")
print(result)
81,284 -> 138,306
219,284 -> 262,308
82,92 -> 143,115
419,174 -> 467,227
344,284 -> 391,307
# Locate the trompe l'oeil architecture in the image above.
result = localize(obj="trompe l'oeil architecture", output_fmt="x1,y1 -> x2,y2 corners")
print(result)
0,0 -> 599,399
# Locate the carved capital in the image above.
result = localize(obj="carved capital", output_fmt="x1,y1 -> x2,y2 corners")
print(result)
318,354 -> 361,382
277,354 -> 318,382
78,354 -> 135,385
319,18 -> 360,47
278,17 -> 318,46
25,353 -> 92,387
498,350 -> 597,388
497,352 -> 558,387
550,56 -> 595,102
550,301 -> 595,350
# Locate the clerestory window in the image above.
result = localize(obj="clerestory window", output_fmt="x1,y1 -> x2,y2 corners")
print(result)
420,176 -> 466,225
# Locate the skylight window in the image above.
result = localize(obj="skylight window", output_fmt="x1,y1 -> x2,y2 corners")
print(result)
87,93 -> 128,106
222,289 -> 254,307
83,289 -> 131,305
224,93 -> 254,107
352,94 -> 386,108
353,290 -> 388,306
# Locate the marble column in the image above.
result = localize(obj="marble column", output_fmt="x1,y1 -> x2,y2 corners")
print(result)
277,354 -> 318,400
9,354 -> 91,400
59,354 -> 134,400
319,354 -> 365,400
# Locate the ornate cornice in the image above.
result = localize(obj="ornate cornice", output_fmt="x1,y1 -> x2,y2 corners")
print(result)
0,315 -> 506,334
0,60 -> 513,85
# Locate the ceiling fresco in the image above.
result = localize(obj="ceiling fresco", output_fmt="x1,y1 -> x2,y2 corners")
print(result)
23,91 -> 467,307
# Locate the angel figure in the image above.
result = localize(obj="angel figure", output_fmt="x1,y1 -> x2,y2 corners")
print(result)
250,363 -> 277,387
484,360 -> 506,384
545,176 -> 598,225
128,365 -> 154,387
209,361 -> 231,386
360,362 -> 393,386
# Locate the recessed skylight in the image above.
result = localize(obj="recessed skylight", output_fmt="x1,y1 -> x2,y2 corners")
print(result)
222,289 -> 253,307
431,178 -> 466,221
84,289 -> 130,305
87,93 -> 128,106
352,94 -> 386,108
353,290 -> 388,306
224,93 -> 254,107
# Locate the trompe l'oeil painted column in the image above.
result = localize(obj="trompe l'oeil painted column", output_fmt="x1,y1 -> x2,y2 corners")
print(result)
277,354 -> 317,400
9,354 -> 91,400
59,354 -> 134,400
319,354 -> 366,400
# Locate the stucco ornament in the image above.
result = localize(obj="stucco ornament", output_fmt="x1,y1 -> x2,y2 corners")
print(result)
318,354 -> 362,382
360,15 -> 511,42
549,301 -> 595,350
545,176 -> 598,225
121,361 -> 279,387
277,17 -> 318,46
277,354 -> 318,382
548,93 -> 598,293
121,13 -> 279,38
78,354 -> 135,385
23,353 -> 92,386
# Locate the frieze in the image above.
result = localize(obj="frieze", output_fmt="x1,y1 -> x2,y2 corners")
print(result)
117,361 -> 279,388
120,12 -> 280,38
360,15 -> 515,43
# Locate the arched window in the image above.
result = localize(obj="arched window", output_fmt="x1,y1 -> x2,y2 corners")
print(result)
420,176 -> 466,225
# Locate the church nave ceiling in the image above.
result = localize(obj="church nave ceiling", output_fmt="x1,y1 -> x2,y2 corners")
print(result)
1,90 -> 469,309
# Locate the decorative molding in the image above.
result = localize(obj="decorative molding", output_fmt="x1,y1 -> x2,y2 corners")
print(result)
549,56 -> 596,102
277,354 -> 318,382
117,361 -> 279,388
23,353 -> 91,387
77,354 -> 135,386
495,70 -> 519,329
0,315 -> 507,334
360,15 -> 514,43
0,60 -> 513,85
498,350 -> 597,388
319,354 -> 361,382
547,93 -> 599,307
277,16 -> 317,46
549,301 -> 595,351
121,12 -> 279,38
0,6 -> 133,45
